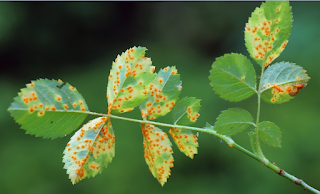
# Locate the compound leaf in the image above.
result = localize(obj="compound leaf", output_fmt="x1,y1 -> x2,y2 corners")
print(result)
214,108 -> 255,136
8,79 -> 89,139
172,97 -> 201,125
260,62 -> 310,104
140,66 -> 181,120
63,117 -> 115,184
107,46 -> 156,114
141,123 -> 174,186
168,127 -> 198,159
258,121 -> 281,148
245,1 -> 292,67
209,53 -> 257,102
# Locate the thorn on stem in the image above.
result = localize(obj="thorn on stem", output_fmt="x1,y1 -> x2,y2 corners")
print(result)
294,178 -> 302,185
278,169 -> 285,175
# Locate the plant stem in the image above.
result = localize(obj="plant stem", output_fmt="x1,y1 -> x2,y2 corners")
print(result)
87,110 -> 319,193
251,66 -> 268,164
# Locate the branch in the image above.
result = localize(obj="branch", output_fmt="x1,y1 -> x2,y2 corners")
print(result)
87,111 -> 320,193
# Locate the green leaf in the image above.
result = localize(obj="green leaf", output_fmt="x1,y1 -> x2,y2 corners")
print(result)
260,62 -> 310,104
107,46 -> 156,114
142,123 -> 174,186
63,117 -> 115,184
245,1 -> 292,67
8,79 -> 89,139
171,97 -> 201,125
209,53 -> 257,102
140,66 -> 181,120
258,121 -> 281,148
168,127 -> 198,159
214,108 -> 255,136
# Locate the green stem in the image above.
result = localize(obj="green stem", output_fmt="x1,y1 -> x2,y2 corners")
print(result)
87,110 -> 319,193
251,66 -> 268,164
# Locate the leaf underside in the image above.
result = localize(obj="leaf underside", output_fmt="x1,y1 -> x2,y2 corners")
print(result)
8,79 -> 89,139
258,121 -> 282,148
63,117 -> 115,184
245,1 -> 292,67
209,53 -> 257,102
214,108 -> 254,136
260,62 -> 310,104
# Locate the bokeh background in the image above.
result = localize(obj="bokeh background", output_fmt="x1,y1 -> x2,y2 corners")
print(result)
1,2 -> 320,194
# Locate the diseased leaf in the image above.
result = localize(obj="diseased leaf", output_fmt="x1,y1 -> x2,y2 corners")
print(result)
260,62 -> 310,104
258,121 -> 281,148
63,117 -> 115,184
169,97 -> 200,158
171,97 -> 201,125
8,79 -> 89,139
107,46 -> 156,114
140,66 -> 181,120
141,123 -> 174,186
214,108 -> 255,136
209,53 -> 257,102
169,127 -> 198,159
245,1 -> 292,67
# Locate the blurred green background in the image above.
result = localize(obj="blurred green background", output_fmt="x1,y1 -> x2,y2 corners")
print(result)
1,2 -> 320,194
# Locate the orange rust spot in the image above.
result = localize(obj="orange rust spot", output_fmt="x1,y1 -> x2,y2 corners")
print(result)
81,107 -> 85,111
51,106 -> 56,111
56,96 -> 61,101
241,77 -> 245,81
29,107 -> 34,113
33,96 -> 38,100
30,83 -> 34,87
281,42 -> 287,49
73,103 -> 77,107
70,86 -> 75,90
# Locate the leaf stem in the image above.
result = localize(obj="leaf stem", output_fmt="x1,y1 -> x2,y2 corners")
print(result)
87,110 -> 319,193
